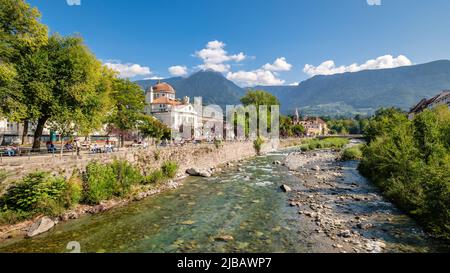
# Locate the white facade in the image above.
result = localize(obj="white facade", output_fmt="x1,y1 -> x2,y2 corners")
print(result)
145,82 -> 201,139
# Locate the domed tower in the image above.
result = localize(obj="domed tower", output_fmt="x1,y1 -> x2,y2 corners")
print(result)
152,81 -> 176,100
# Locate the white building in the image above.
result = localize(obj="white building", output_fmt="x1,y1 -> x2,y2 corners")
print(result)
145,82 -> 201,139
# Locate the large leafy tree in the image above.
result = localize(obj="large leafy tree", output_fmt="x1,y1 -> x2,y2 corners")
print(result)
17,35 -> 112,149
107,79 -> 146,147
0,0 -> 48,122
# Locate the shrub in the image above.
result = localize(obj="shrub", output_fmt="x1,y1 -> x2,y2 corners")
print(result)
83,161 -> 116,204
143,170 -> 165,185
0,210 -> 33,225
63,170 -> 83,208
302,138 -> 349,151
253,137 -> 264,155
299,144 -> 310,152
161,161 -> 178,179
110,160 -> 143,197
341,145 -> 363,161
359,106 -> 450,240
0,172 -> 67,212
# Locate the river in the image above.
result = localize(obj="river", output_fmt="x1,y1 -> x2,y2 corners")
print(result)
0,148 -> 446,253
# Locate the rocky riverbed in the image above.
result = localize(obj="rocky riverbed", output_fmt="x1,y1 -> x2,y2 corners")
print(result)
282,149 -> 444,253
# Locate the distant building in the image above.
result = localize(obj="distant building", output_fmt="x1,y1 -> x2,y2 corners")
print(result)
0,120 -> 50,145
145,81 -> 201,139
292,108 -> 328,136
408,90 -> 450,119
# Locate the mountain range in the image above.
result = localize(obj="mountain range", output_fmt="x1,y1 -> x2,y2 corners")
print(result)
135,60 -> 450,117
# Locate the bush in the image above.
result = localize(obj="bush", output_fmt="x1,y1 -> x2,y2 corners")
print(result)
301,138 -> 349,151
63,171 -> 83,208
341,145 -> 363,161
253,137 -> 264,155
0,172 -> 67,212
359,106 -> 450,240
83,161 -> 116,204
83,160 -> 144,204
143,170 -> 165,185
161,161 -> 178,179
0,210 -> 33,225
110,160 -> 143,197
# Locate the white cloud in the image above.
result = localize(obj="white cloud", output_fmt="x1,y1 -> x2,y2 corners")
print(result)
226,69 -> 285,86
67,0 -> 81,5
226,56 -> 293,86
303,55 -> 412,77
289,82 -> 299,86
104,61 -> 152,78
195,40 -> 246,72
367,0 -> 381,6
143,76 -> 164,80
262,57 -> 292,72
168,65 -> 188,77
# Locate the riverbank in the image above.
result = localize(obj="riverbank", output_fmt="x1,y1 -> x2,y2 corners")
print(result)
282,149 -> 447,253
0,139 -> 287,243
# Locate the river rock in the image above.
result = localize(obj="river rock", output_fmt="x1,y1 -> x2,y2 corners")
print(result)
280,184 -> 292,192
186,168 -> 200,176
338,230 -> 352,238
356,223 -> 374,230
134,192 -> 148,201
27,217 -> 55,237
312,165 -> 321,171
273,161 -> 281,165
186,168 -> 211,177
215,235 -> 234,242
199,170 -> 212,177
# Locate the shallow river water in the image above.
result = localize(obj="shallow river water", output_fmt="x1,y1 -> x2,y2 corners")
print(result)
0,149 -> 445,253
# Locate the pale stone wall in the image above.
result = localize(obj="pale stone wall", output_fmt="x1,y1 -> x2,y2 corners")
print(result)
0,141 -> 276,192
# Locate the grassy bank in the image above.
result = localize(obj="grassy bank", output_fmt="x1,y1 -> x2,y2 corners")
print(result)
299,137 -> 349,152
359,106 -> 450,240
341,145 -> 364,161
0,160 -> 178,225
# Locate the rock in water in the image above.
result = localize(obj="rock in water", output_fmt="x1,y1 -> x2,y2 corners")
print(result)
312,165 -> 321,172
27,217 -> 55,237
280,184 -> 292,192
186,168 -> 211,177
186,168 -> 200,176
215,235 -> 234,242
199,170 -> 212,177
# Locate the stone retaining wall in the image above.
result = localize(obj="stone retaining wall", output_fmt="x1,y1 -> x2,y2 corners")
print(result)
0,140 -> 281,192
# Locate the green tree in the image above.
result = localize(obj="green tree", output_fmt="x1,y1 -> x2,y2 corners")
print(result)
359,106 -> 450,239
0,0 -> 48,125
280,115 -> 293,137
240,90 -> 280,137
107,79 -> 146,147
137,114 -> 171,141
292,124 -> 306,137
17,35 -> 112,149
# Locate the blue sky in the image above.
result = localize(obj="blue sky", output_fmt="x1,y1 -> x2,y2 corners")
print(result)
28,0 -> 450,86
